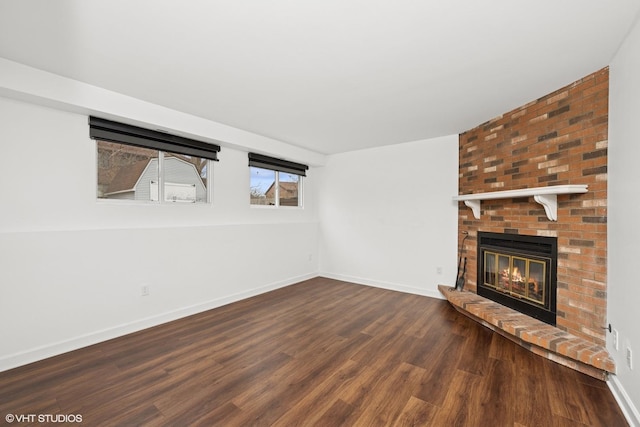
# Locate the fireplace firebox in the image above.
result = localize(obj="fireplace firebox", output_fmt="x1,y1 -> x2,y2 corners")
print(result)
477,232 -> 557,326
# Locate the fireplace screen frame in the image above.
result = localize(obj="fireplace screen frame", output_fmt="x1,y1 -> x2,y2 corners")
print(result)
477,232 -> 557,326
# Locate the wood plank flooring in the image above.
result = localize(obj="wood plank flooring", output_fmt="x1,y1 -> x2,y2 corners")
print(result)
0,277 -> 627,426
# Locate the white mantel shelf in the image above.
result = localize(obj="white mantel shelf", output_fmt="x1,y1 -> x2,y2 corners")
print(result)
453,184 -> 588,221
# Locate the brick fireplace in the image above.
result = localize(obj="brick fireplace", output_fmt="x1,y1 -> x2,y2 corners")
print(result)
449,68 -> 609,376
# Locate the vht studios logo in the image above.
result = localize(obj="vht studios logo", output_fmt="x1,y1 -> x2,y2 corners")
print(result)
5,413 -> 83,423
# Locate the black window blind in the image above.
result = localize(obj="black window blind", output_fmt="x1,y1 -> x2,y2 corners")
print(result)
248,153 -> 308,176
89,116 -> 220,161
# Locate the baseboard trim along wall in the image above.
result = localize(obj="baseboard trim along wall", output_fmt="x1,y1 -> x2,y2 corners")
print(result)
608,374 -> 640,427
319,272 -> 445,301
0,273 -> 317,373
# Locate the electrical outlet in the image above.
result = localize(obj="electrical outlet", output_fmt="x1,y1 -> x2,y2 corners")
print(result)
627,347 -> 633,370
437,266 -> 443,275
141,285 -> 150,296
613,328 -> 619,351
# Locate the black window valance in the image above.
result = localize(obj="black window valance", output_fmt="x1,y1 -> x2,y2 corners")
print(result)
89,116 -> 220,161
248,153 -> 308,177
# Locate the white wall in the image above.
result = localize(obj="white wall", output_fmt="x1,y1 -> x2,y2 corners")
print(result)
317,135 -> 459,299
0,97 -> 319,371
0,58 -> 325,168
608,14 -> 640,425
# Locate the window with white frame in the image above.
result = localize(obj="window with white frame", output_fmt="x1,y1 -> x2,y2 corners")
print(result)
90,117 -> 219,204
249,153 -> 307,207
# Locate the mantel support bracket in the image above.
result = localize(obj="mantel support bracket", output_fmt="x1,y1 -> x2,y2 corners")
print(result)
533,194 -> 558,221
464,200 -> 481,220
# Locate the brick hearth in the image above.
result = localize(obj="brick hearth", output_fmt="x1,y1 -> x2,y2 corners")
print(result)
439,285 -> 614,380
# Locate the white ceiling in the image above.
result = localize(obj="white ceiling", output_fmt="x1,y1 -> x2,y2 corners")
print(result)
1,1 -> 639,155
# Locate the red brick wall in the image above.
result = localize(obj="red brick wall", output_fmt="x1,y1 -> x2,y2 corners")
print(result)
457,67 -> 608,346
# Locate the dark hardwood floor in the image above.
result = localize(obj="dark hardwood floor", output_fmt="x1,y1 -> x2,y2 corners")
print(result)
0,277 -> 627,426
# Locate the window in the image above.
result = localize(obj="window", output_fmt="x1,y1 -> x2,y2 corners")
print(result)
248,153 -> 308,207
90,117 -> 219,204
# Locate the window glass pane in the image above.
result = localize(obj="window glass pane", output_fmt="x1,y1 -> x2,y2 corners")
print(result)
279,173 -> 301,207
250,167 -> 276,205
163,152 -> 208,203
97,140 -> 159,201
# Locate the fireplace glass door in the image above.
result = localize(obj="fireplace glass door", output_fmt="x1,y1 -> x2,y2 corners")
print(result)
483,251 -> 546,306
477,232 -> 557,326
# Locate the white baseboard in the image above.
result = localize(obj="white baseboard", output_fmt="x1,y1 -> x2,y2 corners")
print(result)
0,273 -> 317,373
608,374 -> 640,427
319,271 -> 445,300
